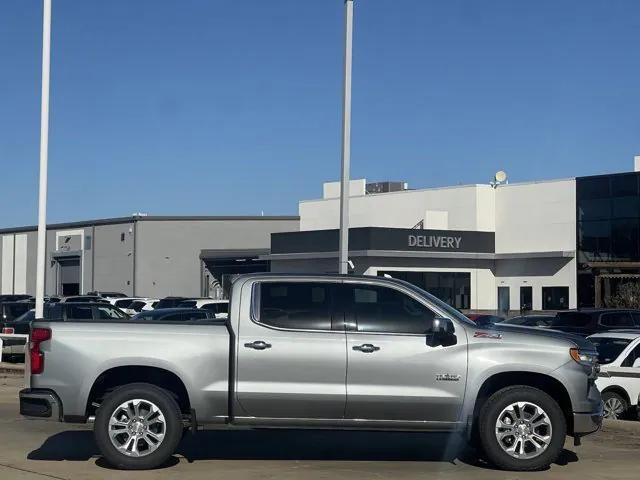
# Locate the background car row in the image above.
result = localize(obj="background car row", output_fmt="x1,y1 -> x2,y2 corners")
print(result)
0,293 -> 229,360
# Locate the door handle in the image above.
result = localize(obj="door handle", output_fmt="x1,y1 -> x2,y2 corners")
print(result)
352,343 -> 380,353
244,340 -> 272,350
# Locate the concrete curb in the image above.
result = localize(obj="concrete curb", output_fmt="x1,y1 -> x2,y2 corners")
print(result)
0,362 -> 25,376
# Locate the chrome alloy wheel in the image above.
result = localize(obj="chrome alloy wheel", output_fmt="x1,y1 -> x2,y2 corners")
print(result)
495,401 -> 552,460
603,397 -> 625,420
108,399 -> 166,457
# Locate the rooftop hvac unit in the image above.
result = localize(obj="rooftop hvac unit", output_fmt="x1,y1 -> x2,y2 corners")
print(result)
365,181 -> 408,194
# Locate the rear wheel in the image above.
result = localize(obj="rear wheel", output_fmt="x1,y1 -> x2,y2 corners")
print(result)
602,391 -> 628,420
94,383 -> 183,470
478,386 -> 566,471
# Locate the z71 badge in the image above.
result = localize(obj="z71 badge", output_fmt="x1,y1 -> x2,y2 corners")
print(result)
436,374 -> 461,382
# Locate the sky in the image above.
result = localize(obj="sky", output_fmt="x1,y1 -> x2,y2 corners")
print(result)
1,0 -> 640,227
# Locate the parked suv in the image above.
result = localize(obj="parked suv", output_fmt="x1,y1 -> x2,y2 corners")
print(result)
550,309 -> 640,336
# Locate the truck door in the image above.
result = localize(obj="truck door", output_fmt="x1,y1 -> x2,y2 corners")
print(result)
342,281 -> 467,423
236,280 -> 346,419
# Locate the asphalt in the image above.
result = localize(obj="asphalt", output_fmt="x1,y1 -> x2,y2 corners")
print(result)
1,373 -> 639,480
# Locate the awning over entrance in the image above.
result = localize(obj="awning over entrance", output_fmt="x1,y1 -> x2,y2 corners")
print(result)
199,249 -> 270,298
263,227 -> 573,261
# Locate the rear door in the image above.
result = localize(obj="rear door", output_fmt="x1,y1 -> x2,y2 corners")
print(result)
236,280 -> 346,419
342,280 -> 467,423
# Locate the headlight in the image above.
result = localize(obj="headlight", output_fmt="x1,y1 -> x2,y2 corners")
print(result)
570,348 -> 598,365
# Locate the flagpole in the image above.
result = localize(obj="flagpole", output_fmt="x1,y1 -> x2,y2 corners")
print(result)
338,0 -> 354,274
35,0 -> 52,318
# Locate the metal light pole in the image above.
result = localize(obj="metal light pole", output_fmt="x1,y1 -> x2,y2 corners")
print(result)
338,0 -> 354,274
35,0 -> 52,319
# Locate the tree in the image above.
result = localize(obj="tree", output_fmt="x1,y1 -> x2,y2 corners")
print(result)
605,282 -> 640,309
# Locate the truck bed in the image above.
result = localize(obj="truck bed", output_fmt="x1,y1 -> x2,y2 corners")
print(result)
29,320 -> 231,423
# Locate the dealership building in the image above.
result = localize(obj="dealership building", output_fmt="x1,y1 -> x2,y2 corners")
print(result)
1,161 -> 639,313
267,160 -> 640,313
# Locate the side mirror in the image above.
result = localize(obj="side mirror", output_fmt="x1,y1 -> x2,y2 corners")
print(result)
426,317 -> 457,347
633,358 -> 640,368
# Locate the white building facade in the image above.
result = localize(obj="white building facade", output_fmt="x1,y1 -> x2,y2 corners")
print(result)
268,178 -> 578,313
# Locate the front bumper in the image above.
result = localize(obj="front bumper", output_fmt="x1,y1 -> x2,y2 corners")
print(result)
573,402 -> 604,436
19,389 -> 62,421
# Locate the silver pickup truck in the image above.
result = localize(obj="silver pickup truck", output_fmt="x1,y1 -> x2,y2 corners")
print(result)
20,274 -> 602,471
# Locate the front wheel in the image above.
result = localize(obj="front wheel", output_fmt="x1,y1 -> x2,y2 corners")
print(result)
602,391 -> 628,420
94,383 -> 183,470
478,386 -> 566,471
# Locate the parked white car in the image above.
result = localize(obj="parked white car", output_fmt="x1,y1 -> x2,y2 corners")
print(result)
176,298 -> 229,319
589,331 -> 640,420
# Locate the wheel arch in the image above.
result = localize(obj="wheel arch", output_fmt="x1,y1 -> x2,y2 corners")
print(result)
86,365 -> 191,417
601,385 -> 631,405
472,371 -> 574,434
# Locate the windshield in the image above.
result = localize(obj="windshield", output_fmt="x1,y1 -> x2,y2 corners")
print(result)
589,337 -> 632,364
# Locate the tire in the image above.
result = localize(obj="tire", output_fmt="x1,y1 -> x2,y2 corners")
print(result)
477,386 -> 566,471
602,391 -> 629,420
94,383 -> 183,470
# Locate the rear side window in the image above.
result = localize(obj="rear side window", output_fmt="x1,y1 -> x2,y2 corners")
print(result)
66,305 -> 93,320
552,312 -> 592,327
182,310 -> 209,321
4,303 -> 33,320
600,312 -> 634,328
178,300 -> 197,308
633,314 -> 640,327
256,282 -> 333,330
115,299 -> 134,308
346,284 -> 436,334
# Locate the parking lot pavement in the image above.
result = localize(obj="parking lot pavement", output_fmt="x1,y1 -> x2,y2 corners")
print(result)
1,374 -> 639,480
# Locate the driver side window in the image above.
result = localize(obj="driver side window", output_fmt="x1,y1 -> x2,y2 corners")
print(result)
347,284 -> 437,334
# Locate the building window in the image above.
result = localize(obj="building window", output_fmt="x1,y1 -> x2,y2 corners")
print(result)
542,287 -> 569,310
577,173 -> 640,308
